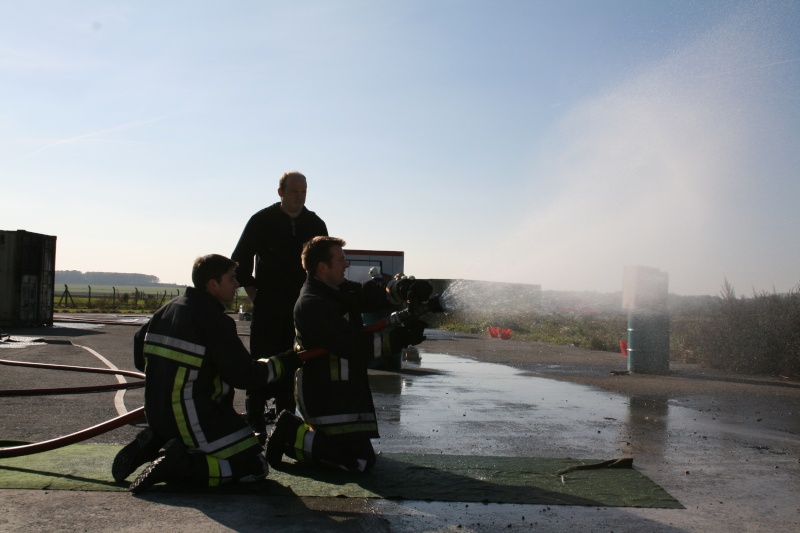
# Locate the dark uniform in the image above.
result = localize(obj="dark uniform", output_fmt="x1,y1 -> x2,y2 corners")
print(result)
231,203 -> 328,425
274,277 -> 385,472
134,286 -> 292,486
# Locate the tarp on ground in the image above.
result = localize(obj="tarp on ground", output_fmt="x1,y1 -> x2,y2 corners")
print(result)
0,444 -> 682,509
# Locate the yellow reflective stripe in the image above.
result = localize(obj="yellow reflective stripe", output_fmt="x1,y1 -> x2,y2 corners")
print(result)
171,367 -> 193,444
145,344 -> 203,368
293,424 -> 309,453
145,333 -> 205,357
211,435 -> 259,459
212,374 -> 223,400
206,455 -> 221,487
329,355 -> 340,381
291,423 -> 315,464
257,357 -> 280,381
199,426 -> 252,453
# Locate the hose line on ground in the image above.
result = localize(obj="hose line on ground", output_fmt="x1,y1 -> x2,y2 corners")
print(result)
0,408 -> 145,459
0,358 -> 146,458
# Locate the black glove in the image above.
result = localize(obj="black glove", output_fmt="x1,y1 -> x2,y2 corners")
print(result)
389,318 -> 428,350
405,280 -> 433,306
269,350 -> 300,381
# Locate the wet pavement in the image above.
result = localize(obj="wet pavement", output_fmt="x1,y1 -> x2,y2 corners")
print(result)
1,315 -> 798,532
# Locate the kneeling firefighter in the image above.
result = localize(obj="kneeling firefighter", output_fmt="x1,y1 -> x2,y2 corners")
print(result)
266,236 -> 436,472
112,254 -> 300,493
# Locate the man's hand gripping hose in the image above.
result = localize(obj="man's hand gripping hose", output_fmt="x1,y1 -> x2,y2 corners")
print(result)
297,294 -> 445,362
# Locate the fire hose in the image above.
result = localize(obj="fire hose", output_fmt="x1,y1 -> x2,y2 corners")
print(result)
0,359 -> 145,396
0,408 -> 145,459
0,359 -> 146,458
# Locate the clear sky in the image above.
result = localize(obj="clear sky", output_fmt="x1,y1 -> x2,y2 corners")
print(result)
2,1 -> 799,296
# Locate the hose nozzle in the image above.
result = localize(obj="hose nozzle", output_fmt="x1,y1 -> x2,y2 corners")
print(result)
386,294 -> 445,326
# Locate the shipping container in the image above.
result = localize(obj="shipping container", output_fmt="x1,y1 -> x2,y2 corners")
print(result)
0,230 -> 57,327
344,249 -> 405,282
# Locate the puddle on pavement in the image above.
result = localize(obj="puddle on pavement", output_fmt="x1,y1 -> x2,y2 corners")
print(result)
370,351 -> 713,461
368,352 -> 800,528
0,336 -> 49,348
52,322 -> 105,330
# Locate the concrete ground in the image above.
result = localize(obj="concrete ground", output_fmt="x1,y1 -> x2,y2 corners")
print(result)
1,314 -> 798,532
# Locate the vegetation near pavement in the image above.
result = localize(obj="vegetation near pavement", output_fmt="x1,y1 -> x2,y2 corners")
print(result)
426,280 -> 800,380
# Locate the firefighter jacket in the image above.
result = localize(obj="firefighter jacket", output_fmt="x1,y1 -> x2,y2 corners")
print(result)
231,203 -> 328,310
134,287 -> 289,459
293,276 -> 382,440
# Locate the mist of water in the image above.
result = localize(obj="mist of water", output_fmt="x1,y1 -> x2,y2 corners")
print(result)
480,3 -> 800,296
438,279 -> 481,315
438,278 -> 547,316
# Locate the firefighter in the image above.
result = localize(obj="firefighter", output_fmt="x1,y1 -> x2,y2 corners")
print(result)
265,236 -> 429,472
231,171 -> 328,435
112,254 -> 299,493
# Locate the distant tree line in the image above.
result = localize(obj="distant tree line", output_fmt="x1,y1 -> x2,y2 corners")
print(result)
55,270 -> 167,286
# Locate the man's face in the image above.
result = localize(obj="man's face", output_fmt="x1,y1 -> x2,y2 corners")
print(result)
319,245 -> 349,286
207,267 -> 240,305
279,176 -> 307,215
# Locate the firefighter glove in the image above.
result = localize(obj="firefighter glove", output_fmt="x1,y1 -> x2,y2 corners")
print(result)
389,318 -> 428,350
268,350 -> 300,382
406,280 -> 433,306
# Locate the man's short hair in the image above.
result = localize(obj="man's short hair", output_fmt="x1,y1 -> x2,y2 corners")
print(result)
192,254 -> 238,289
302,236 -> 346,275
279,171 -> 306,191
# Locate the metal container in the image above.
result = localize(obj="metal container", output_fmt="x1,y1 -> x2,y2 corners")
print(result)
626,311 -> 670,374
0,230 -> 57,327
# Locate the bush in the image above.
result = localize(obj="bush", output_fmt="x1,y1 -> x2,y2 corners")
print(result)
673,281 -> 800,377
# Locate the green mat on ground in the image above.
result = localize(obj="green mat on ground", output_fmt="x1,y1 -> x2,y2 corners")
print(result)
0,444 -> 682,508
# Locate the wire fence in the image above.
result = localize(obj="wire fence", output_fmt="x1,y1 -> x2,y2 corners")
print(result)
54,285 -> 251,313
54,285 -> 184,311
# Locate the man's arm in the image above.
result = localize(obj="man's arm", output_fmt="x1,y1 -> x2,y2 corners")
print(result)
205,314 -> 297,389
132,321 -> 150,372
295,293 -> 374,360
231,215 -> 258,289
244,285 -> 257,303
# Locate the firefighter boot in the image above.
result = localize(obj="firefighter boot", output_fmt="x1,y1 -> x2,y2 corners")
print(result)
265,410 -> 304,469
112,427 -> 164,483
129,438 -> 193,494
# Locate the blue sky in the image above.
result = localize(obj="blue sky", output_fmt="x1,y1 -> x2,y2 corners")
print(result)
2,1 -> 799,296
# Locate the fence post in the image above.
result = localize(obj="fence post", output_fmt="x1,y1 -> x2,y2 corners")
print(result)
88,285 -> 92,309
57,284 -> 76,308
113,287 -> 116,308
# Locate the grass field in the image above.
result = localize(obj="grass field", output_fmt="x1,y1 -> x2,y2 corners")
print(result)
54,285 -> 250,313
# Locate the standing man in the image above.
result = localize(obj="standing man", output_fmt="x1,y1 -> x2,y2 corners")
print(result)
114,254 -> 298,493
265,237 -> 429,473
231,171 -> 328,434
